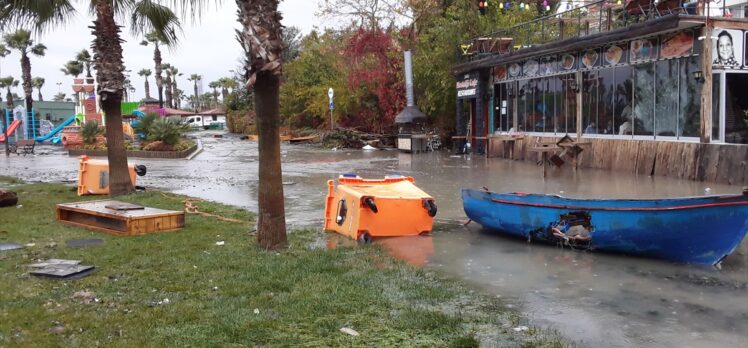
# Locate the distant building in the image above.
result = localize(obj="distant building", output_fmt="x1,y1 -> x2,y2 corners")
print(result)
9,98 -> 76,123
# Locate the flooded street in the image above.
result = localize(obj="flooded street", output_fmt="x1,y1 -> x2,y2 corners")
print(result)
2,131 -> 746,347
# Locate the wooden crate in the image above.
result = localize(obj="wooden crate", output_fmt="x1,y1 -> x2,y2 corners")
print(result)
56,200 -> 185,236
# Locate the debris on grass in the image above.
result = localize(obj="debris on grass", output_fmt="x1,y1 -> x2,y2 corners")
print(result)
340,327 -> 360,336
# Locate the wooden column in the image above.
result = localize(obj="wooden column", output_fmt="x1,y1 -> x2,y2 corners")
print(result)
699,21 -> 713,143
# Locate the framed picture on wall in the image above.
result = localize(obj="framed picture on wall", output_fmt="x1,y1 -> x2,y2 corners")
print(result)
604,44 -> 626,66
712,28 -> 743,68
660,31 -> 694,59
630,37 -> 658,63
493,65 -> 508,81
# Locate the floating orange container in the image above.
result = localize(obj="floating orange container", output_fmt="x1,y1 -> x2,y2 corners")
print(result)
77,156 -> 145,195
324,175 -> 437,242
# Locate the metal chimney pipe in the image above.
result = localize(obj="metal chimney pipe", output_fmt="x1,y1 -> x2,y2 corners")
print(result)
404,50 -> 414,107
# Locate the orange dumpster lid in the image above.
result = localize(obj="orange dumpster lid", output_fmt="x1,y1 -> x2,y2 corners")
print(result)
337,176 -> 432,199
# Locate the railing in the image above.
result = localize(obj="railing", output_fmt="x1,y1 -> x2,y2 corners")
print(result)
462,0 -> 746,59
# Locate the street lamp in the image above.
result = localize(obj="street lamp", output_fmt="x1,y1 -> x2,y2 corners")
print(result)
56,82 -> 62,93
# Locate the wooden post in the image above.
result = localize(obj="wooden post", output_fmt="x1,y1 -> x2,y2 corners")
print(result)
699,20 -> 713,143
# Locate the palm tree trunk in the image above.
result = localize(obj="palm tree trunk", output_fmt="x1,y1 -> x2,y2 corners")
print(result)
254,72 -> 287,249
93,0 -> 133,196
165,75 -> 173,109
37,89 -> 43,102
21,54 -> 33,113
154,46 -> 163,108
144,79 -> 151,99
193,82 -> 199,111
172,80 -> 179,109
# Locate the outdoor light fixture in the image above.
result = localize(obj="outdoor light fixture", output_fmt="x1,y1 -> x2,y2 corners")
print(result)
692,70 -> 705,82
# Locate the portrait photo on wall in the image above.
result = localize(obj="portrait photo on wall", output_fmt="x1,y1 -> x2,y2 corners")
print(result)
712,28 -> 743,68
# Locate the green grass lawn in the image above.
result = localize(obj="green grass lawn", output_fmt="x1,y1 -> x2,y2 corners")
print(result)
0,178 -> 567,347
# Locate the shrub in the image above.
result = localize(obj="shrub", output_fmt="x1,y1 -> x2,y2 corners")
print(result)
80,121 -> 104,145
147,118 -> 189,145
226,109 -> 255,134
134,113 -> 159,139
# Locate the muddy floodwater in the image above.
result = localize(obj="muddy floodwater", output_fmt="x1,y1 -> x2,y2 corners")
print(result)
2,131 -> 746,347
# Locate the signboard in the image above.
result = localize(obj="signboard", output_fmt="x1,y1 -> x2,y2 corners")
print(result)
493,66 -> 507,81
540,56 -> 557,75
712,28 -> 744,69
456,72 -> 479,99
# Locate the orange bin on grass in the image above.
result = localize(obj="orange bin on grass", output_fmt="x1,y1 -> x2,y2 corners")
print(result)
324,174 -> 437,242
77,155 -> 145,195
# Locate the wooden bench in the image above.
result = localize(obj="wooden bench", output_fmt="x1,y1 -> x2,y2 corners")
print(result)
15,140 -> 35,155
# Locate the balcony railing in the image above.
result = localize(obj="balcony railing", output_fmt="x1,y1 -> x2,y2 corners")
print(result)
461,0 -> 746,59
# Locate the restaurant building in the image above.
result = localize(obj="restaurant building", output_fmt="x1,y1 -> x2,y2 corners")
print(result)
453,0 -> 748,185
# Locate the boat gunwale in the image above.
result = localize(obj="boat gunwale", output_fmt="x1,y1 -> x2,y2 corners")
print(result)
463,189 -> 748,212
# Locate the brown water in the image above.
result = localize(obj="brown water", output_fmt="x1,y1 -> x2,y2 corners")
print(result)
2,131 -> 746,347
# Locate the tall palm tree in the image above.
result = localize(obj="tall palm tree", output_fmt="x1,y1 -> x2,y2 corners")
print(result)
31,77 -> 44,101
0,77 -> 20,108
0,45 -> 9,107
167,65 -> 181,108
61,60 -> 84,78
1,1 -> 182,195
237,0 -> 287,249
162,63 -> 173,108
188,74 -> 201,111
208,80 -> 219,104
3,29 -> 46,116
75,49 -> 93,78
140,32 -> 168,108
138,68 -> 152,99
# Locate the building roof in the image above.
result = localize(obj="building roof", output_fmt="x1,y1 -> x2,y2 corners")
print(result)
198,108 -> 226,116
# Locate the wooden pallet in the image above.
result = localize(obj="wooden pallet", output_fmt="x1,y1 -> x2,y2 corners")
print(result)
56,200 -> 185,236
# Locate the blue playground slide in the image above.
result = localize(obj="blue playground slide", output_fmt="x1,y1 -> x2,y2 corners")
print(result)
35,114 -> 77,142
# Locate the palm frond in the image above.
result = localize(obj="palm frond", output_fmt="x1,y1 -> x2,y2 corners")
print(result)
30,43 -> 46,56
0,0 -> 77,33
131,0 -> 182,47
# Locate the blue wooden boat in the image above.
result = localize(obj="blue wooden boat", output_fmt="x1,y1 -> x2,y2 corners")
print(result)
462,189 -> 748,265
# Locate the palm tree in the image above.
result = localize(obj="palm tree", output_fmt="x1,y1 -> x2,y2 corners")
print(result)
52,92 -> 66,102
1,1 -> 182,196
61,60 -> 84,78
237,0 -> 288,249
31,77 -> 44,101
208,80 -> 220,104
138,68 -> 152,99
162,63 -> 173,108
218,77 -> 238,101
140,32 -> 168,108
3,29 -> 46,117
0,77 -> 20,108
188,74 -> 201,111
166,65 -> 181,108
0,45 -> 9,106
75,49 -> 93,78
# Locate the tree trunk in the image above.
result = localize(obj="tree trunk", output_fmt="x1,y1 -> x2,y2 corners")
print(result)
37,89 -> 43,102
154,46 -> 163,108
144,79 -> 151,99
93,0 -> 133,196
165,75 -> 173,109
21,54 -> 33,116
255,72 -> 287,250
172,80 -> 179,109
193,82 -> 199,111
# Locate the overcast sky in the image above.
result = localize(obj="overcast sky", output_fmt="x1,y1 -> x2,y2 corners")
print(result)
0,1 -> 322,104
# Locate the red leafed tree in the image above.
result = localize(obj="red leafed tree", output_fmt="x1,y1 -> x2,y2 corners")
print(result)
343,29 -> 405,134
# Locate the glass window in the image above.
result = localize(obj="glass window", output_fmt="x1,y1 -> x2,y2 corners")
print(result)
494,83 -> 512,132
599,68 -> 616,135
542,78 -> 556,133
614,66 -> 633,135
655,59 -> 678,137
724,73 -> 748,144
517,79 -> 528,132
633,62 -> 655,136
582,71 -> 600,134
558,73 -> 577,134
678,56 -> 701,138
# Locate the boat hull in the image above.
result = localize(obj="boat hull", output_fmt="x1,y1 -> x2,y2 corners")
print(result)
462,189 -> 748,265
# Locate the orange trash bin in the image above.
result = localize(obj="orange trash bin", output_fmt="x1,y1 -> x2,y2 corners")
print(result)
77,155 -> 145,195
324,174 -> 437,242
